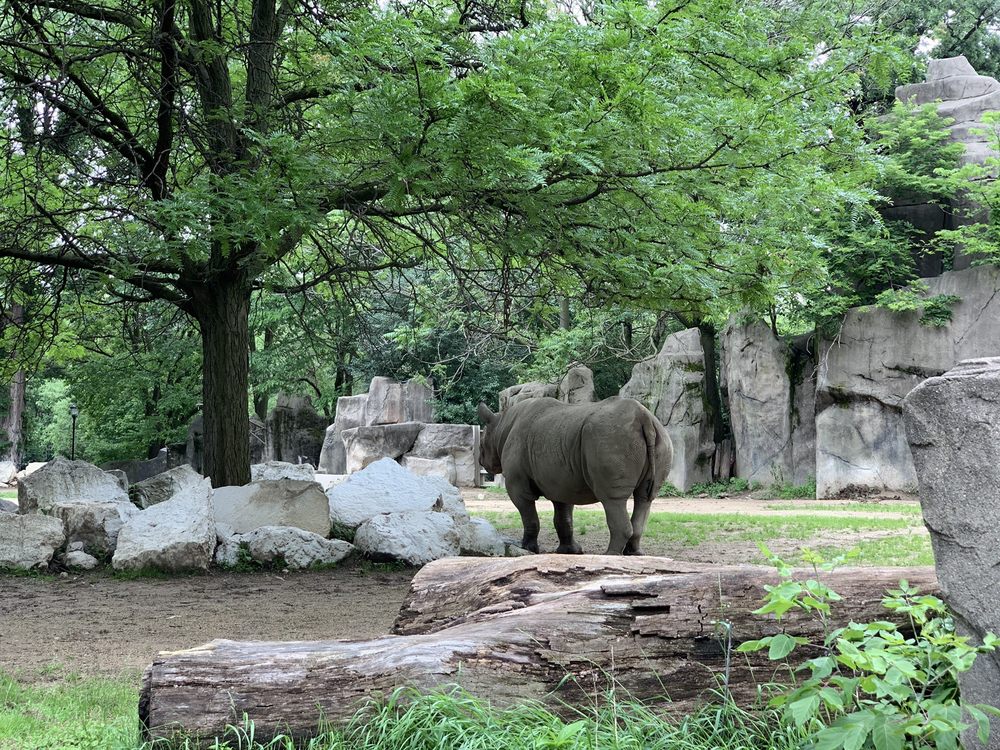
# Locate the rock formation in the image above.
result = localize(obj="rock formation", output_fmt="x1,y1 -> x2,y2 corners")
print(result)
721,322 -> 815,487
619,328 -> 714,491
903,357 -> 1000,749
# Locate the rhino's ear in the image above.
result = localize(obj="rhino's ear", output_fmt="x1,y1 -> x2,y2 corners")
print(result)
477,402 -> 497,426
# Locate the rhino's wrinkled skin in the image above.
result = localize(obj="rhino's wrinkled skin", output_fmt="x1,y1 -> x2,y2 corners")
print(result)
478,397 -> 672,555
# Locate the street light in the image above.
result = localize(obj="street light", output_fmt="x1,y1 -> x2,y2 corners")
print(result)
69,403 -> 79,460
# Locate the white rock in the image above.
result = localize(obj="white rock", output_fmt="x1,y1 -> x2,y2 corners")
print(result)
112,477 -> 215,573
213,479 -> 331,537
214,535 -> 243,568
63,550 -> 99,570
130,465 -> 205,509
18,456 -> 128,514
50,500 -> 137,556
313,473 -> 349,491
504,543 -> 535,557
327,458 -> 447,534
419,474 -> 470,523
240,526 -> 354,569
353,511 -> 460,566
250,461 -> 315,482
0,461 -> 16,485
0,514 -> 65,569
0,499 -> 17,513
456,517 -> 505,556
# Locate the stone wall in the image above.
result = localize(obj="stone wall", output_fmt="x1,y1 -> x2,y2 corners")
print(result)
721,322 -> 815,487
816,265 -> 1000,496
619,329 -> 714,491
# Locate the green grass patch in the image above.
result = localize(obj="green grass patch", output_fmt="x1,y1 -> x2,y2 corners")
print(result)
768,479 -> 816,499
764,501 -> 922,515
0,670 -> 140,750
809,533 -> 935,567
475,509 -> 919,548
0,489 -> 16,500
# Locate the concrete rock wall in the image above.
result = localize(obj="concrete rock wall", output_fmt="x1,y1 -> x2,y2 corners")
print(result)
721,322 -> 815,487
619,328 -> 714,491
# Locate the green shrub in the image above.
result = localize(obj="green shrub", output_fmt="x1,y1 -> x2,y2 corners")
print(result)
738,547 -> 999,749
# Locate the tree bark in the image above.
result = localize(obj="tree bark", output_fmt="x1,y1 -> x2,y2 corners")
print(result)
698,322 -> 730,475
140,556 -> 938,745
2,304 -> 26,466
191,275 -> 252,487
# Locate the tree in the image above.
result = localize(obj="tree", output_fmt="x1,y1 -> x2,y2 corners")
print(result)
1,0 -> 906,485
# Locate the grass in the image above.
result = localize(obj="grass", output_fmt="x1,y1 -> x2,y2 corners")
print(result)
477,508 -> 917,546
0,676 -> 804,750
473,507 -> 931,567
0,670 -> 141,750
764,501 -> 922,515
658,478 -> 817,500
0,489 -> 16,500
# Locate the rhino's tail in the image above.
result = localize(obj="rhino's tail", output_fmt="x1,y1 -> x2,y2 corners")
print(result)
638,417 -> 659,500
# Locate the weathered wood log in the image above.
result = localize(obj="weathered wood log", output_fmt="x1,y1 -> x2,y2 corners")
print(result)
141,555 -> 938,745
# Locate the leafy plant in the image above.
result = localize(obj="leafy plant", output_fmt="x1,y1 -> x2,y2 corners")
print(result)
738,547 -> 1000,749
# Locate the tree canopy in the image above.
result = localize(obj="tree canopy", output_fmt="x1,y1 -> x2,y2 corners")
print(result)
0,0 -> 991,479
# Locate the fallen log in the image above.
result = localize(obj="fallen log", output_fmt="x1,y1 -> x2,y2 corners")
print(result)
141,555 -> 937,745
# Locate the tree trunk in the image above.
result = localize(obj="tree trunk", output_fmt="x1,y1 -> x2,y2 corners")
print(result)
3,369 -> 25,466
140,556 -> 938,745
559,297 -> 571,330
191,275 -> 252,487
2,304 -> 25,466
698,322 -> 729,462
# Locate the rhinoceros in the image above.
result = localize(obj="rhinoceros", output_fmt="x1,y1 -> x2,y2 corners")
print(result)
477,396 -> 672,555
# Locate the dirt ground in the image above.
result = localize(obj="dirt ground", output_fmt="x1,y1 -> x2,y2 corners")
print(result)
0,493 -> 924,683
0,563 -> 414,682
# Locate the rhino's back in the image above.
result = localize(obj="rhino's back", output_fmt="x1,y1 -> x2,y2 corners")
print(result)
502,397 -> 662,503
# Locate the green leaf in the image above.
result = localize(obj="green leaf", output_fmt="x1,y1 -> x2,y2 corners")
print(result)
789,693 -> 821,727
966,703 -> 992,744
871,720 -> 904,750
769,633 -> 797,660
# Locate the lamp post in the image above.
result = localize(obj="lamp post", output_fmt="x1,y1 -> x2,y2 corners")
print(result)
69,403 -> 79,460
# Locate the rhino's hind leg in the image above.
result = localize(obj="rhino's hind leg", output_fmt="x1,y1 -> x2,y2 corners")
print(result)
507,484 -> 541,553
552,502 -> 582,554
600,499 -> 633,555
624,496 -> 653,556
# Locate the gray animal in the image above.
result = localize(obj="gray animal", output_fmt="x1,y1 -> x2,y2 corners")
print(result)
477,396 -> 672,555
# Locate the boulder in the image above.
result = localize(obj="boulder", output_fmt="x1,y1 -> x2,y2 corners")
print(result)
63,549 -> 100,570
0,513 -> 65,570
342,423 -> 423,474
499,381 -> 557,412
130,465 -> 205,509
407,424 -> 480,487
112,477 -> 215,573
422,475 -> 469,523
238,527 -> 354,569
721,322 -> 815,487
105,469 -> 129,492
17,461 -> 47,481
456,517 -> 505,556
557,365 -> 596,404
399,455 -> 456,485
318,395 -> 368,474
250,416 -> 266,464
50,500 -> 137,557
326,458 -> 449,535
18,456 -> 129,514
250,461 -> 315,482
353,511 -> 460,566
0,461 -> 16,485
364,377 -> 434,426
903,357 -> 1000,749
619,328 -> 713,491
213,480 -> 331,537
265,394 -> 329,467
816,265 -> 1000,497
0,499 -> 17,513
